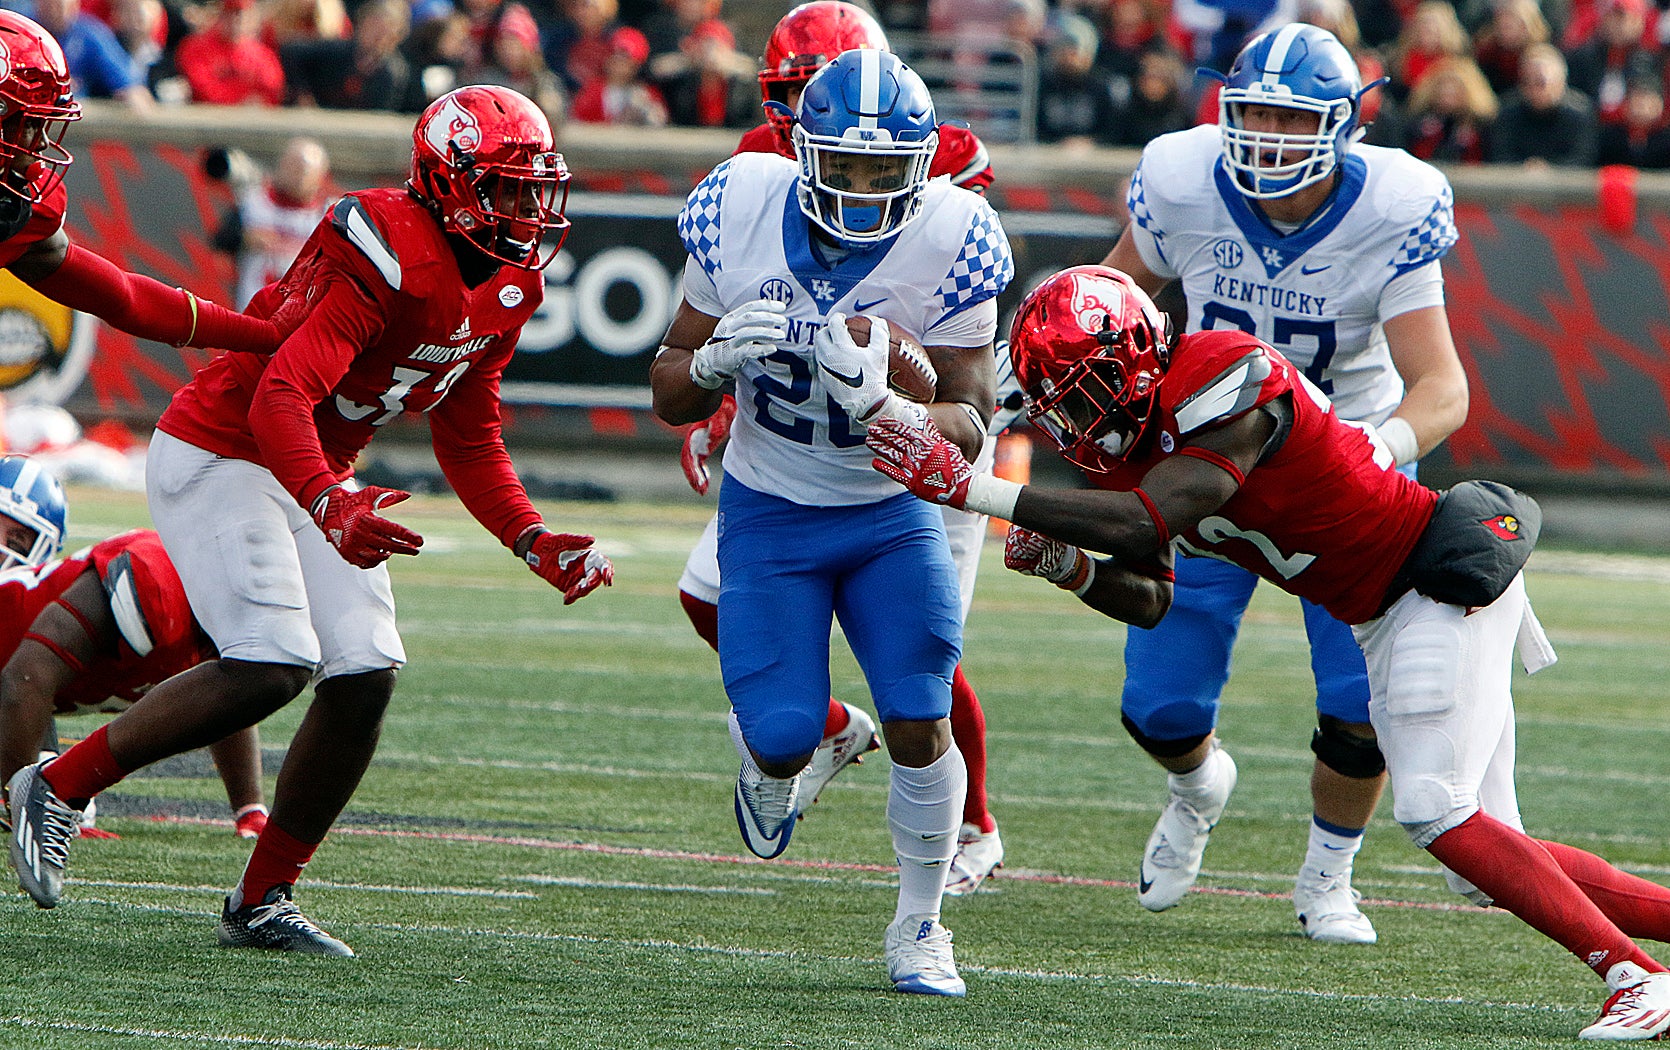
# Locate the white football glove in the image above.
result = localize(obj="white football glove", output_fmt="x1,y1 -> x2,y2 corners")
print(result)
814,311 -> 925,427
690,298 -> 788,389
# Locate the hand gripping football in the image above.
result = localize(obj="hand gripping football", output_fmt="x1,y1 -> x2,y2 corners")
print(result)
846,314 -> 937,404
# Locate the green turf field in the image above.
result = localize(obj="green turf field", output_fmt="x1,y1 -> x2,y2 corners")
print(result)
4,486 -> 1668,1049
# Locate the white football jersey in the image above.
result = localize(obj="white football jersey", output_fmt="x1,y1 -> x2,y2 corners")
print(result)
1124,124 -> 1456,424
678,152 -> 1013,506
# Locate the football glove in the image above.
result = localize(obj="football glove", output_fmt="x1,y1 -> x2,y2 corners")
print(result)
519,527 -> 614,604
867,416 -> 975,508
814,310 -> 891,425
1004,526 -> 1091,591
310,484 -> 424,569
681,394 -> 736,495
690,298 -> 787,389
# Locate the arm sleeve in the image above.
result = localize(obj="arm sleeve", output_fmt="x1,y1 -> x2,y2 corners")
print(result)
248,276 -> 387,510
428,340 -> 543,548
26,243 -> 282,351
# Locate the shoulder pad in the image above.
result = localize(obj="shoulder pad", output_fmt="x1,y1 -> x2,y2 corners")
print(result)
100,550 -> 154,657
931,196 -> 1013,319
932,125 -> 993,191
330,195 -> 403,291
1168,342 -> 1278,437
679,158 -> 734,280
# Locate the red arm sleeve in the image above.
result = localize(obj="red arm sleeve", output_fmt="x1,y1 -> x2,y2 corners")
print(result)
248,276 -> 387,510
27,243 -> 283,351
429,339 -> 543,549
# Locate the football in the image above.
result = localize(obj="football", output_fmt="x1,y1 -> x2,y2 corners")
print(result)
846,314 -> 938,403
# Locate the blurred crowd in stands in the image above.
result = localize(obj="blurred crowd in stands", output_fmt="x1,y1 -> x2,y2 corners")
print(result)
5,0 -> 1665,168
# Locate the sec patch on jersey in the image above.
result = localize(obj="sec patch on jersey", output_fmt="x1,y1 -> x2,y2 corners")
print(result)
846,315 -> 937,403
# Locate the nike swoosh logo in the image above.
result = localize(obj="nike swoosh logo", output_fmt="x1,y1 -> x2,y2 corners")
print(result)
1139,874 -> 1154,895
1300,264 -> 1331,275
854,297 -> 887,312
820,362 -> 864,388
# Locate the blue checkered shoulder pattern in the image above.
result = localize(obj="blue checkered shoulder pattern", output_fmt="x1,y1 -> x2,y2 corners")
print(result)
1391,184 -> 1458,278
934,202 -> 1014,317
1127,162 -> 1162,238
679,160 -> 731,279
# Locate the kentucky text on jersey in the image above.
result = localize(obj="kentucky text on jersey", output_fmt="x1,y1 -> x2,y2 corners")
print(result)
1209,275 -> 1328,317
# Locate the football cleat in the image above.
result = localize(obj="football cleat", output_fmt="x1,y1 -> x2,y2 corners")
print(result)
1293,867 -> 1377,944
1138,745 -> 1237,911
1579,963 -> 1670,1041
799,703 -> 880,812
943,822 -> 1004,896
234,804 -> 270,840
885,914 -> 966,996
217,883 -> 355,956
7,760 -> 79,908
734,765 -> 801,859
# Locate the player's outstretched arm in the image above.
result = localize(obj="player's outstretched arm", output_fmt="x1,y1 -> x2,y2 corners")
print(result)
0,572 -> 113,785
1004,525 -> 1175,627
1379,304 -> 1469,466
10,232 -> 285,352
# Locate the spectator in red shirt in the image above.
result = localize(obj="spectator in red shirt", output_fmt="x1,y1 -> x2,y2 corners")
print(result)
1474,0 -> 1551,94
549,0 -> 620,93
175,0 -> 286,106
650,17 -> 756,128
1388,0 -> 1472,100
1564,0 -> 1659,123
571,25 -> 667,125
478,4 -> 568,125
1598,67 -> 1670,165
1404,53 -> 1499,162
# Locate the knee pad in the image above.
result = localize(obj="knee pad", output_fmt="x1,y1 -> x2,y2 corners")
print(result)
1310,715 -> 1386,779
1122,713 -> 1210,760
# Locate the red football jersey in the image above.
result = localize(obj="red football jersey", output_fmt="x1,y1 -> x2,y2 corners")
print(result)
0,180 -> 68,268
158,187 -> 546,546
733,121 -> 995,192
1093,330 -> 1439,625
0,530 -> 210,715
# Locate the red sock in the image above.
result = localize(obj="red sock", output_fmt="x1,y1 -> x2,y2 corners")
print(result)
679,590 -> 719,652
42,724 -> 131,803
1427,812 -> 1661,977
949,664 -> 996,833
235,820 -> 320,909
822,698 -> 849,737
1538,839 -> 1670,943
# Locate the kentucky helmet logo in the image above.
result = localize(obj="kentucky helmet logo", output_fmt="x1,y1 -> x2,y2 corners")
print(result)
425,96 -> 482,157
1482,514 -> 1523,540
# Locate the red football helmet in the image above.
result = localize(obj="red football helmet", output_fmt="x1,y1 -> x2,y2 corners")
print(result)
408,85 -> 570,271
758,2 -> 889,139
1009,265 -> 1174,474
0,11 -> 80,205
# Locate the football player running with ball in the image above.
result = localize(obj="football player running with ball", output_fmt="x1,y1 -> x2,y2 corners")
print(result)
1100,23 -> 1471,942
651,50 -> 1010,995
869,265 -> 1670,1041
0,457 -> 269,840
9,86 -> 613,955
674,0 -> 1007,894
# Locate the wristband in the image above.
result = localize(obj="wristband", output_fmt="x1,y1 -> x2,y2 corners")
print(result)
175,288 -> 199,348
1378,416 -> 1419,467
1071,556 -> 1098,598
514,522 -> 548,559
961,474 -> 1023,519
1057,549 -> 1091,593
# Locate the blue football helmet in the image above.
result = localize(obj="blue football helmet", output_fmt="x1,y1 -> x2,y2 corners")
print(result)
782,48 -> 938,245
0,454 -> 65,571
1212,24 -> 1379,199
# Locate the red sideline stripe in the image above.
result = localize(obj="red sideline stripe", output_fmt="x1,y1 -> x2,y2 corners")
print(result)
148,815 -> 1489,913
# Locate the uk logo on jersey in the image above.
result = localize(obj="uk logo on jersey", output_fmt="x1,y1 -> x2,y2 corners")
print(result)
810,279 -> 837,303
759,278 -> 795,305
1212,239 -> 1243,269
1261,246 -> 1285,269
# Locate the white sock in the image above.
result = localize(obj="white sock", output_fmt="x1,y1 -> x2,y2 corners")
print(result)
1302,816 -> 1365,879
1167,745 -> 1225,806
888,745 -> 967,922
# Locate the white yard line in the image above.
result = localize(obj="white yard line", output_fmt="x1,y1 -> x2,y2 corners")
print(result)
0,1017 -> 433,1050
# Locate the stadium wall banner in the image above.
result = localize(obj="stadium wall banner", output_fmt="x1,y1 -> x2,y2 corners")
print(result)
31,134 -> 1670,491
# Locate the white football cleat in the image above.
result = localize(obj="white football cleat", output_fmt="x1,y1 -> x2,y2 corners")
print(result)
799,703 -> 879,811
885,914 -> 966,997
733,765 -> 801,860
1293,867 -> 1377,944
1580,963 -> 1670,1041
943,822 -> 1004,896
1139,745 -> 1237,911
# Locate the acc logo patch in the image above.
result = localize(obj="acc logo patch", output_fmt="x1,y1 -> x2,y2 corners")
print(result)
758,278 -> 794,305
1482,514 -> 1523,540
1212,239 -> 1243,269
1160,431 -> 1175,453
0,269 -> 92,402
499,285 -> 524,308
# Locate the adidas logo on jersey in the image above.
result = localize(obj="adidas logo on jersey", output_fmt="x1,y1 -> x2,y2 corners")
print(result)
449,317 -> 472,342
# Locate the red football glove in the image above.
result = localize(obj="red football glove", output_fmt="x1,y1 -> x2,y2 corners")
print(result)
680,394 -> 736,495
867,416 -> 975,509
1004,526 -> 1090,590
521,528 -> 614,604
310,484 -> 424,569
